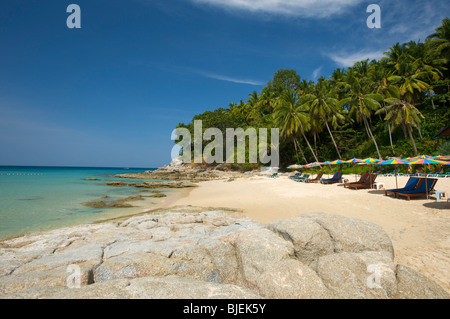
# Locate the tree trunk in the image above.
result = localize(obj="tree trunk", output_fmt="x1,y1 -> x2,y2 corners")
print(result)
302,132 -> 319,163
363,116 -> 382,159
294,138 -> 307,164
387,121 -> 395,155
313,133 -> 318,158
383,105 -> 395,155
292,138 -> 300,163
407,125 -> 418,156
325,121 -> 342,159
417,125 -> 423,140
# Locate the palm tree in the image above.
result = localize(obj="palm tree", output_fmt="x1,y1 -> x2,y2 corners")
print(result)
302,78 -> 344,159
274,89 -> 319,163
376,86 -> 424,155
427,18 -> 450,65
339,69 -> 383,159
368,60 -> 397,155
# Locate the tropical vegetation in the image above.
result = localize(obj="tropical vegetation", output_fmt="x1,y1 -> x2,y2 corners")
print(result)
176,19 -> 450,169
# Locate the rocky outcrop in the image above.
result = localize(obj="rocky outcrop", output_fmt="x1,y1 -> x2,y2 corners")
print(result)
83,195 -> 145,208
0,207 -> 447,299
113,160 -> 258,182
106,181 -> 198,189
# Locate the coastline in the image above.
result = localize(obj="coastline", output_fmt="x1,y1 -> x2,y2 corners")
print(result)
1,168 -> 449,298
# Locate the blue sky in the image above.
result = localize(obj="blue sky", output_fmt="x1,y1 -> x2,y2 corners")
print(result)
0,0 -> 448,167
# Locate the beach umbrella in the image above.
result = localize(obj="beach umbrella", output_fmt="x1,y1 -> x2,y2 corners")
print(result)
378,159 -> 408,189
323,160 -> 344,178
328,160 -> 345,165
344,158 -> 362,181
404,158 -> 450,199
344,158 -> 362,164
357,158 -> 382,187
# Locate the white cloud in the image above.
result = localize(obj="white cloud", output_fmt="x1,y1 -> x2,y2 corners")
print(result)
193,69 -> 265,85
326,50 -> 385,67
312,66 -> 323,80
190,0 -> 364,18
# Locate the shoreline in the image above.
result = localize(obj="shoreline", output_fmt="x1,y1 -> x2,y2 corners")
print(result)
1,170 -> 448,296
0,187 -> 189,242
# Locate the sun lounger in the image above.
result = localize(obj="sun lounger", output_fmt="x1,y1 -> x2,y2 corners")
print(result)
395,178 -> 438,201
293,174 -> 310,182
320,171 -> 343,184
305,173 -> 323,183
346,174 -> 378,190
384,177 -> 421,197
289,173 -> 302,180
344,172 -> 369,188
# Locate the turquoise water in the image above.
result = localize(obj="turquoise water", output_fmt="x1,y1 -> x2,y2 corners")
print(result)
0,166 -> 161,239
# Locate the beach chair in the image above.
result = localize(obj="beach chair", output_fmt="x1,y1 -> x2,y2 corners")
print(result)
320,171 -> 343,184
395,178 -> 438,201
384,177 -> 421,198
293,174 -> 310,182
344,172 -> 369,188
346,174 -> 378,190
305,173 -> 323,183
269,173 -> 278,178
289,173 -> 302,180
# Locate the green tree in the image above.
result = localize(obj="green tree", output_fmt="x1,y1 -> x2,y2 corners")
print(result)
376,86 -> 425,155
302,78 -> 344,159
340,69 -> 383,159
274,89 -> 319,163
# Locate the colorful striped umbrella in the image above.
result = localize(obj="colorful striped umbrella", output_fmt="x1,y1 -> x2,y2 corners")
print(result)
359,157 -> 382,164
378,159 -> 408,189
344,158 -> 362,164
406,158 -> 449,165
303,162 -> 322,169
328,160 -> 345,165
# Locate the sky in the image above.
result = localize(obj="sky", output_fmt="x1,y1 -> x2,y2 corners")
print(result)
0,0 -> 448,168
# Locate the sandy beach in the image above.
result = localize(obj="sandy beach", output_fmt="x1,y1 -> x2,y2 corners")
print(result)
170,173 -> 450,292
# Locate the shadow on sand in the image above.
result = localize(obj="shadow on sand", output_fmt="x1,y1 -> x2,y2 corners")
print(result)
367,190 -> 386,195
423,201 -> 450,209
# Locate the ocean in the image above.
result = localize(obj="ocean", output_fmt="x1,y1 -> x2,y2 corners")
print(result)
0,166 -> 161,239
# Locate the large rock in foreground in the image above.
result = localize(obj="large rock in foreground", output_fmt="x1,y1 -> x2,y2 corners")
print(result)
0,206 -> 448,299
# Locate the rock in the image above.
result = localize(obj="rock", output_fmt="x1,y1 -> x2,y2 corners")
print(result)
301,213 -> 394,258
83,178 -> 99,181
148,193 -> 167,198
4,276 -> 262,299
315,251 -> 397,299
83,201 -> 107,208
83,195 -> 144,209
141,181 -> 198,189
267,216 -> 334,266
0,207 -> 447,299
106,182 -> 128,187
394,265 -> 449,299
257,259 -> 332,299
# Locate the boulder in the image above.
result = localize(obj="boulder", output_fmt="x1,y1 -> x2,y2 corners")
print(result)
394,265 -> 449,299
0,207 -> 447,299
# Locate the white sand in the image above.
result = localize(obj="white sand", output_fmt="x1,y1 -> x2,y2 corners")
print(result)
170,174 -> 450,292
